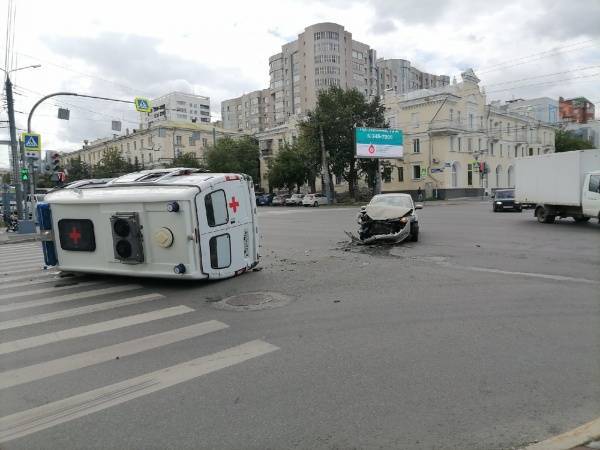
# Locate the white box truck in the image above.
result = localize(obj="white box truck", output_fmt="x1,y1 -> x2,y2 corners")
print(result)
515,149 -> 600,224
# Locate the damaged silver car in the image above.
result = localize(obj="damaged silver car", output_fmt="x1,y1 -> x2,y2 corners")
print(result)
350,193 -> 422,244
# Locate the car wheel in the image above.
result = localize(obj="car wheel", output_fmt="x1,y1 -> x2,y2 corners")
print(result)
410,224 -> 419,242
574,217 -> 590,223
516,207 -> 522,212
493,205 -> 498,212
313,201 -> 318,207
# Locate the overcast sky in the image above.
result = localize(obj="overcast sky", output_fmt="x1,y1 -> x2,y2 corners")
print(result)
1,0 -> 599,168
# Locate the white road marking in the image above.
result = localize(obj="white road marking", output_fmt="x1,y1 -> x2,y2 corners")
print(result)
0,271 -> 57,283
0,264 -> 47,275
522,416 -> 600,450
0,248 -> 42,258
2,276 -> 81,290
0,304 -> 192,355
0,284 -> 142,312
0,280 -> 103,301
455,264 -> 600,285
0,256 -> 44,265
0,293 -> 164,332
0,339 -> 278,444
0,320 -> 229,390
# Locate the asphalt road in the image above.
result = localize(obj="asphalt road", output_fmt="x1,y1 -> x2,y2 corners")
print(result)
0,202 -> 598,450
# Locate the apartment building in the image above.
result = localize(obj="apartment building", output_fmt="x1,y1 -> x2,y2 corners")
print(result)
64,121 -> 246,170
383,69 -> 556,198
142,92 -> 211,127
221,22 -> 449,133
376,58 -> 449,95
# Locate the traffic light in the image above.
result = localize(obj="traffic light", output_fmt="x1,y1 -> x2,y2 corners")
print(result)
50,152 -> 61,173
20,167 -> 29,181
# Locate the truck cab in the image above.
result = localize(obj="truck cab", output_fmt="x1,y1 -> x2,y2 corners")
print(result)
582,170 -> 600,221
38,168 -> 260,279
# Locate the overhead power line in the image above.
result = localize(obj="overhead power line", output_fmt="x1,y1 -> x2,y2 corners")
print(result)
482,65 -> 600,87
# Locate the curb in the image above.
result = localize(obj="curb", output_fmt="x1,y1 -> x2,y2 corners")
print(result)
522,417 -> 600,450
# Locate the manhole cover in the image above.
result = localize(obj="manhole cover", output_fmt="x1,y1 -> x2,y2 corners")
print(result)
211,291 -> 293,311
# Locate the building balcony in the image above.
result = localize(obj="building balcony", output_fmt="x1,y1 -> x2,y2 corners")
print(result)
429,120 -> 470,136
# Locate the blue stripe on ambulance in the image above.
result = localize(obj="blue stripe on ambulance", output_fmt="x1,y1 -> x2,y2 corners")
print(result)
37,202 -> 58,266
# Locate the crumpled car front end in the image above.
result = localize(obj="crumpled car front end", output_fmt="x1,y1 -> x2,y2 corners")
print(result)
355,205 -> 413,244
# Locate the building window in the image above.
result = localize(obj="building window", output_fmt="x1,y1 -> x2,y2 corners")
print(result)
500,144 -> 503,157
467,164 -> 473,186
158,128 -> 166,138
490,142 -> 494,156
412,164 -> 421,180
176,135 -> 182,146
383,167 -> 392,183
141,139 -> 144,149
149,153 -> 153,162
133,141 -> 137,150
397,166 -> 404,182
127,143 -> 130,151
413,139 -> 420,153
469,113 -> 474,129
478,138 -> 481,151
202,138 -> 208,147
458,137 -> 462,152
514,146 -> 518,157
189,136 -> 194,146
449,109 -> 453,121
468,138 -> 472,152
450,136 -> 455,151
529,148 -> 533,156
411,113 -> 419,128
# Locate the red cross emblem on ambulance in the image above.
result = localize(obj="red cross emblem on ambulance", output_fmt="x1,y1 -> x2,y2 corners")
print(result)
229,196 -> 240,213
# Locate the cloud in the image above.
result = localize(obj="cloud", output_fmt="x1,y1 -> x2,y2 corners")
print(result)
369,18 -> 396,35
528,0 -> 600,39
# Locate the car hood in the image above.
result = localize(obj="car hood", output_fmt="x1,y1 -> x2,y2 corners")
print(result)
365,205 -> 412,220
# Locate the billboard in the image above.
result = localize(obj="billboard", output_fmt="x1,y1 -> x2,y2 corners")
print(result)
355,127 -> 403,159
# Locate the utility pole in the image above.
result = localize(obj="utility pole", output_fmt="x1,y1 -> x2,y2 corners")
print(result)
319,125 -> 332,204
5,75 -> 24,220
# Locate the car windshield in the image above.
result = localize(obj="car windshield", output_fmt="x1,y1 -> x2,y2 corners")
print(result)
495,190 -> 514,199
369,195 -> 413,208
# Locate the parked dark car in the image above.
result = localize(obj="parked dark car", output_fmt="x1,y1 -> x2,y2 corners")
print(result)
493,189 -> 522,212
257,193 -> 275,206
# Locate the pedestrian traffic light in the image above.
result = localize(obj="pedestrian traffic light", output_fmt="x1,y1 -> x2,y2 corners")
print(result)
20,167 -> 29,181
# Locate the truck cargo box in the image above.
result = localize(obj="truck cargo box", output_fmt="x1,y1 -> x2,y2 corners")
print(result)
515,149 -> 600,206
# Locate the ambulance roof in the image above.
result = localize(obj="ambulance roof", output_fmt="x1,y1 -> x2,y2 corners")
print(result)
45,169 -> 249,204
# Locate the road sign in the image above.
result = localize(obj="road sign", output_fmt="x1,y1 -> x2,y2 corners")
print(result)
355,128 -> 403,159
134,97 -> 151,113
22,132 -> 41,159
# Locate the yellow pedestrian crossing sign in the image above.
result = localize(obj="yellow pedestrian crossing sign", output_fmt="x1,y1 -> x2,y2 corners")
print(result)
134,97 -> 151,113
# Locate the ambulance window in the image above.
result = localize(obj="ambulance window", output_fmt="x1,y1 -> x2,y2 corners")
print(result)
205,190 -> 229,226
209,234 -> 231,269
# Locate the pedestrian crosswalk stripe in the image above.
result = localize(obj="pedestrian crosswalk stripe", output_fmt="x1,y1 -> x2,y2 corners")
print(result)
0,339 -> 278,444
0,320 -> 229,390
0,271 -> 56,284
0,280 -> 103,301
0,264 -> 46,275
2,275 -> 81,290
0,246 -> 41,257
0,284 -> 142,313
0,293 -> 165,332
0,255 -> 43,265
0,304 -> 191,355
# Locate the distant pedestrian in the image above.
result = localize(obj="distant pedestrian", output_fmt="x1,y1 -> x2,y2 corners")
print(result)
417,187 -> 423,202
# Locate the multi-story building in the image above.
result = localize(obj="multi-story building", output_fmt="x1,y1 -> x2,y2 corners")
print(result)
142,92 -> 211,127
221,88 -> 272,133
221,22 -> 449,133
383,69 -> 556,198
64,121 -> 246,170
376,58 -> 449,96
504,97 -> 559,123
559,97 -> 595,123
564,120 -> 600,148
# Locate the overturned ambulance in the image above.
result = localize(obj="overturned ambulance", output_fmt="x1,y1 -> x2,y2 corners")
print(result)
38,168 -> 259,280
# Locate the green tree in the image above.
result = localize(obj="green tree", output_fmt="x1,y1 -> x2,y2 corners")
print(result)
268,144 -> 309,193
204,136 -> 260,181
301,87 -> 387,200
555,129 -> 594,152
1,173 -> 11,184
93,147 -> 130,178
169,152 -> 204,169
66,156 -> 91,182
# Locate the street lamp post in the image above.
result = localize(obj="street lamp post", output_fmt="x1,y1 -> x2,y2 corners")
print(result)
2,64 -> 41,220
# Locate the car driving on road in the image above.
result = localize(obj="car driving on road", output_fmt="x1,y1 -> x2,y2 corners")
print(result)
493,189 -> 522,212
